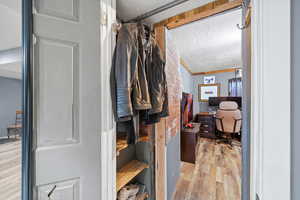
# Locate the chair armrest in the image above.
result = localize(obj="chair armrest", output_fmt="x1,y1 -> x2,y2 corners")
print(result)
233,118 -> 242,133
215,117 -> 224,132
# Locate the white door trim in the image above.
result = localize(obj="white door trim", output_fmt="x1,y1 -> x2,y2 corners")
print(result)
251,0 -> 291,200
99,0 -> 116,199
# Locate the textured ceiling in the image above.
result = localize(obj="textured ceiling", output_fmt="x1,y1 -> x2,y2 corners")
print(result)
117,0 -> 174,21
169,9 -> 242,73
117,0 -> 212,23
0,0 -> 21,51
117,0 -> 242,73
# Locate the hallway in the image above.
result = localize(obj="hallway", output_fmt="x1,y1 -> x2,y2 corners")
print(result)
173,138 -> 241,200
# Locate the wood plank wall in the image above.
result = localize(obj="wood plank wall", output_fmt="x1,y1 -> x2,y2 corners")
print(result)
154,26 -> 167,200
153,16 -> 182,200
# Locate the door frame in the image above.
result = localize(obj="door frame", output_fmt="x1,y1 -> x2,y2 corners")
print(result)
251,0 -> 291,199
22,0 -> 34,200
22,0 -> 117,199
154,0 -> 291,200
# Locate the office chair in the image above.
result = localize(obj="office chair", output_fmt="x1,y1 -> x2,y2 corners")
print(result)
7,110 -> 23,139
215,101 -> 242,145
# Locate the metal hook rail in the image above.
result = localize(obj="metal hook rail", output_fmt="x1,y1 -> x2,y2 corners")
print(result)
237,0 -> 251,30
124,0 -> 191,23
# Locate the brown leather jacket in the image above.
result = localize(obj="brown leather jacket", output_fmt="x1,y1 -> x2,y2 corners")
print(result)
112,23 -> 168,122
145,37 -> 168,116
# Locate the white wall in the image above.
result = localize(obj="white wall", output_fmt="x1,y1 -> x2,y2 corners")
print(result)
180,66 -> 193,93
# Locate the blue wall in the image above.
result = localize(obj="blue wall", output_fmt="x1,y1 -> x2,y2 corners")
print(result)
167,68 -> 184,200
166,132 -> 181,200
192,71 -> 236,113
180,67 -> 237,114
0,77 -> 22,137
180,66 -> 193,93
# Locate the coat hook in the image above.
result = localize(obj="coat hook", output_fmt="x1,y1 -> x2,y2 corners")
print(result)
48,185 -> 57,198
237,0 -> 251,30
112,21 -> 122,33
237,23 -> 247,30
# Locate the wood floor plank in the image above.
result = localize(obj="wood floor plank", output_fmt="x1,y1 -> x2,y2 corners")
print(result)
172,138 -> 241,200
216,182 -> 226,200
0,139 -> 21,200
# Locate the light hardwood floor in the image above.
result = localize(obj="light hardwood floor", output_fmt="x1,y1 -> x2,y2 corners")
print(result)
173,138 -> 241,200
0,138 -> 21,200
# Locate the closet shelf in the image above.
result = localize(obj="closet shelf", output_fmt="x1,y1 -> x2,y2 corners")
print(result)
138,135 -> 150,142
117,138 -> 128,156
117,160 -> 149,192
117,135 -> 150,156
136,193 -> 149,200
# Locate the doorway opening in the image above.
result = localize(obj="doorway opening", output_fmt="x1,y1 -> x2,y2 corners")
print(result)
169,7 -> 243,199
151,1 -> 250,199
170,8 -> 243,200
0,1 -> 23,199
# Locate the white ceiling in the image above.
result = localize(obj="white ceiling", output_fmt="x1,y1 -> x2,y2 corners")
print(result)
0,1 -> 21,51
0,0 -> 21,12
170,9 -> 242,73
117,0 -> 242,73
117,0 -> 212,23
0,0 -> 21,79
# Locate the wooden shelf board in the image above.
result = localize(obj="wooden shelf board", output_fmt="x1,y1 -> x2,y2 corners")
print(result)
117,138 -> 128,156
117,135 -> 150,156
138,135 -> 150,142
137,193 -> 149,200
117,160 -> 149,192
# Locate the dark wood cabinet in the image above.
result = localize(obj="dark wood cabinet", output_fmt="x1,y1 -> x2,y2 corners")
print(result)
195,112 -> 217,139
180,123 -> 200,163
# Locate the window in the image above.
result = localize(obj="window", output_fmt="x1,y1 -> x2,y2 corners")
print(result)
228,78 -> 242,97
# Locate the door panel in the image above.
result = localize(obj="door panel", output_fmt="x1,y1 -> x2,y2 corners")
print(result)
35,0 -> 79,21
36,37 -> 79,146
33,0 -> 101,199
37,178 -> 80,200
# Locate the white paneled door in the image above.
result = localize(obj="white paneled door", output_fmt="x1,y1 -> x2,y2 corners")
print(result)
32,0 -> 102,199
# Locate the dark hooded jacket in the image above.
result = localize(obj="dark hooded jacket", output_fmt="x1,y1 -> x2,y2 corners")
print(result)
111,23 -> 168,143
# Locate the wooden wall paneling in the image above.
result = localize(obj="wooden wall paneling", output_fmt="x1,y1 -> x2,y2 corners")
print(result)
154,25 -> 167,200
192,67 -> 240,76
155,120 -> 166,200
180,59 -> 241,76
154,24 -> 182,200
